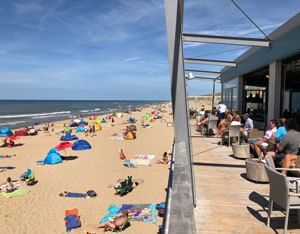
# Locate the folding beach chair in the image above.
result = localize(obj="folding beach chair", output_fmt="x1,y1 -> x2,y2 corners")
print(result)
20,169 -> 37,185
114,176 -> 133,196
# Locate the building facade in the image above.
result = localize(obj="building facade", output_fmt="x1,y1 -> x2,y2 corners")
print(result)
221,13 -> 300,130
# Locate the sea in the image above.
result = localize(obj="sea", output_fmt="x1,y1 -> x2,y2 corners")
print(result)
0,100 -> 167,129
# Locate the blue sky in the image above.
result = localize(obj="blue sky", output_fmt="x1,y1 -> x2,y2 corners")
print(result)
0,0 -> 299,100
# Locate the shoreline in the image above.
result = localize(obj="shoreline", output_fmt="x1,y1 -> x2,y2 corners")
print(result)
2,101 -> 169,131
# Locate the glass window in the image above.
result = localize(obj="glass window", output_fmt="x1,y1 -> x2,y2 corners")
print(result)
222,78 -> 238,113
282,54 -> 300,130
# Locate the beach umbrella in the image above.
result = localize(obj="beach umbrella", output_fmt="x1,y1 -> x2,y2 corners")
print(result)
5,136 -> 20,141
55,142 -> 74,156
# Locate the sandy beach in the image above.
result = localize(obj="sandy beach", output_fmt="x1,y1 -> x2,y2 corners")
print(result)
0,104 -> 173,234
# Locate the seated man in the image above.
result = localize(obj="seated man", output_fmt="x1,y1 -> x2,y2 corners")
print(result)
97,210 -> 129,231
266,119 -> 300,174
239,113 -> 253,139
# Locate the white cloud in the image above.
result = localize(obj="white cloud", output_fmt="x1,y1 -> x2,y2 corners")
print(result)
122,57 -> 142,62
13,2 -> 44,14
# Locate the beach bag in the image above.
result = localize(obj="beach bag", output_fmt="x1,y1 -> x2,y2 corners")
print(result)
156,203 -> 165,217
87,190 -> 97,197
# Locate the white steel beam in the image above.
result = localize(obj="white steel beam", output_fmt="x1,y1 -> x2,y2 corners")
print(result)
185,69 -> 220,76
184,58 -> 236,67
186,76 -> 216,80
182,33 -> 270,47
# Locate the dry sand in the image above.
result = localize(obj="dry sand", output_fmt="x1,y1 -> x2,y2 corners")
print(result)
0,104 -> 173,234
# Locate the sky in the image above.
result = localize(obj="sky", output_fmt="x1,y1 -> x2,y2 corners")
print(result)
0,0 -> 299,100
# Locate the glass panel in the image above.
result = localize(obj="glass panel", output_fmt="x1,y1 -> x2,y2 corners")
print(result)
232,87 -> 238,112
224,78 -> 238,89
282,54 -> 300,130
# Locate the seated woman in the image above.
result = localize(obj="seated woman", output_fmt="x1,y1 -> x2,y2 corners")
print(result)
97,210 -> 129,231
5,177 -> 16,193
250,120 -> 277,157
232,111 -> 241,122
156,152 -> 169,164
196,111 -> 209,136
214,110 -> 233,138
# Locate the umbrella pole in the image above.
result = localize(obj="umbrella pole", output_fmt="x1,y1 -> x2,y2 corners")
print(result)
65,149 -> 66,157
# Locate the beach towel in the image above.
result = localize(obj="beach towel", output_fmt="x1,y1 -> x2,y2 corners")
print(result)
64,192 -> 87,198
99,204 -> 120,224
112,136 -> 124,140
130,159 -> 151,166
123,160 -> 136,168
65,209 -> 81,232
100,203 -> 158,225
65,215 -> 80,232
0,189 -> 30,198
0,181 -> 21,192
0,166 -> 15,170
133,155 -> 156,160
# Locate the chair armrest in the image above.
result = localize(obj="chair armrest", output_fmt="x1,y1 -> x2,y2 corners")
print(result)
288,192 -> 300,197
287,177 -> 299,181
275,168 -> 300,172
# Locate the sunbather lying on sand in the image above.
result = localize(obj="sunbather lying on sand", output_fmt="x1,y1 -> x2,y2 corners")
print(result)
96,210 -> 129,232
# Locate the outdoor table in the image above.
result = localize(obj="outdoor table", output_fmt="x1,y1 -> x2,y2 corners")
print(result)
245,158 -> 268,182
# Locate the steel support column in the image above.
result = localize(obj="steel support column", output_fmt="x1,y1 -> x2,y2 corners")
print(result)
212,79 -> 216,110
164,0 -> 196,233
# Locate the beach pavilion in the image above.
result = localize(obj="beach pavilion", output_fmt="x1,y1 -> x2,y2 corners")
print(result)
162,0 -> 300,233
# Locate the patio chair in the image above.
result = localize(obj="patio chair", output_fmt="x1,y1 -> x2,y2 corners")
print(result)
265,155 -> 300,182
221,123 -> 241,146
206,119 -> 218,136
264,165 -> 300,234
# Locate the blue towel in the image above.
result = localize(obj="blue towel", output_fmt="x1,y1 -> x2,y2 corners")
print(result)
0,167 -> 15,170
64,214 -> 80,232
65,192 -> 86,198
99,204 -> 120,224
120,204 -> 133,211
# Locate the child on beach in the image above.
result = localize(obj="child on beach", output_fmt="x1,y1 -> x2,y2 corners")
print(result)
96,210 -> 129,231
119,149 -> 126,160
5,177 -> 16,193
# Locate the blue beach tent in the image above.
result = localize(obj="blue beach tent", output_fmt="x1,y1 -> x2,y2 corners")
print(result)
75,127 -> 85,133
102,118 -> 107,123
129,118 -> 136,123
0,128 -> 13,137
72,140 -> 91,151
79,122 -> 88,126
60,132 -> 78,141
36,151 -> 62,165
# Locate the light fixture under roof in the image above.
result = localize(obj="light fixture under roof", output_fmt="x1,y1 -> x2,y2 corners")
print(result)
188,72 -> 194,79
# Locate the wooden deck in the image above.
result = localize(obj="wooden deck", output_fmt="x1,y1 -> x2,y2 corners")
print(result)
191,127 -> 300,233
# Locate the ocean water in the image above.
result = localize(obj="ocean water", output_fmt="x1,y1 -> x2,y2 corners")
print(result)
0,100 -> 166,129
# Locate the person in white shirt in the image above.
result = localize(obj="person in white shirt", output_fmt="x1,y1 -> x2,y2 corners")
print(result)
217,101 -> 226,125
